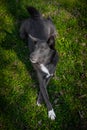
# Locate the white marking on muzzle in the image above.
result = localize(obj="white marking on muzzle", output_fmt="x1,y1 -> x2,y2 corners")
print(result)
30,58 -> 37,63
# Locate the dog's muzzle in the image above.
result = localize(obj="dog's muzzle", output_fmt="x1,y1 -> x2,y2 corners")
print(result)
30,58 -> 37,63
29,53 -> 38,63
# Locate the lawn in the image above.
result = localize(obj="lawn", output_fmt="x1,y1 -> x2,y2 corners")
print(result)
0,0 -> 87,130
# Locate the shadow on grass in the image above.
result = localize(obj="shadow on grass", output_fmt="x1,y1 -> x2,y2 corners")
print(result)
0,1 -> 40,129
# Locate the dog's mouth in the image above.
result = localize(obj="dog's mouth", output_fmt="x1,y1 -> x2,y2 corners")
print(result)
30,58 -> 38,63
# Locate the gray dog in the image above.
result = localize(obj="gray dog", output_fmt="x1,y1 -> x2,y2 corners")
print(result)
20,6 -> 58,120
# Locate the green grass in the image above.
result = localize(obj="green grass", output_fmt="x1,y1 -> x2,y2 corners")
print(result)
0,0 -> 87,129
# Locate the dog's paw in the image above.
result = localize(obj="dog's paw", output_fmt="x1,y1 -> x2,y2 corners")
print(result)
46,74 -> 54,79
48,109 -> 56,120
36,101 -> 41,106
46,74 -> 50,78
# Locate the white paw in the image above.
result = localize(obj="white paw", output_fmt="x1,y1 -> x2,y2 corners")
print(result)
46,73 -> 53,78
46,74 -> 50,78
37,101 -> 41,106
48,109 -> 56,120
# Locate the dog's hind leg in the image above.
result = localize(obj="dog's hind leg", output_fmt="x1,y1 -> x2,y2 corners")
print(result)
37,92 -> 43,106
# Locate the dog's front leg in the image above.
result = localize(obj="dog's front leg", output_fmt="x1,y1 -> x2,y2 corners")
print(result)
37,72 -> 56,120
37,78 -> 50,106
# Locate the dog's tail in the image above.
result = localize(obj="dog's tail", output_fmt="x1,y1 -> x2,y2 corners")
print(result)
26,6 -> 41,18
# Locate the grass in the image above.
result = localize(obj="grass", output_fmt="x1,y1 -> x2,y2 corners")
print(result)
0,0 -> 87,129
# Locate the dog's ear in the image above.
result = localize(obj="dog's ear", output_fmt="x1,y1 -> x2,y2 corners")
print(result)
29,34 -> 38,44
47,36 -> 55,49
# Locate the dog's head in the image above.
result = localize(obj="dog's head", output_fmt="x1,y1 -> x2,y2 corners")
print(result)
29,35 -> 55,64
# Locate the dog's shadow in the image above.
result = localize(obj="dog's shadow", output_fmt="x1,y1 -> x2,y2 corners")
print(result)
0,1 -> 43,129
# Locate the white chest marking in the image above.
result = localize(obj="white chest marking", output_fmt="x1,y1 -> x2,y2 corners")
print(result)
40,64 -> 50,77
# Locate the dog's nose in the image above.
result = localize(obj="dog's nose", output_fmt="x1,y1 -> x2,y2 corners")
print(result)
30,55 -> 32,59
30,54 -> 34,59
30,54 -> 37,60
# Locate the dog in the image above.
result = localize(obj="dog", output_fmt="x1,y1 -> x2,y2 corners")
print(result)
20,6 -> 58,120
